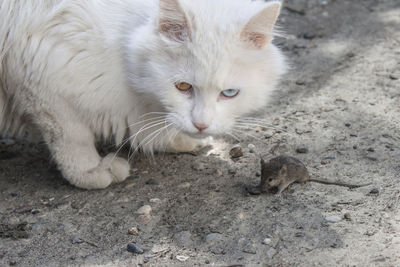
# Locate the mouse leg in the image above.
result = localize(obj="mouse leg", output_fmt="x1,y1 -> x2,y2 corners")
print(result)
276,181 -> 293,195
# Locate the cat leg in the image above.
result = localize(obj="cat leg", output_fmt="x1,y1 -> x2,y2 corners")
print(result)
37,108 -> 130,189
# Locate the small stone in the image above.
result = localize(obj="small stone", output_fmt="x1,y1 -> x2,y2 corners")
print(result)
145,179 -> 159,185
31,209 -> 40,215
367,147 -> 375,152
325,216 -> 342,223
346,52 -> 355,58
149,198 -> 161,203
136,205 -> 152,215
205,233 -> 222,242
296,145 -> 309,154
369,188 -> 379,195
72,237 -> 84,244
127,243 -> 144,254
0,139 -> 15,146
128,227 -> 140,236
137,214 -> 151,225
389,74 -> 399,80
344,213 -> 352,221
242,243 -> 257,254
345,123 -> 351,127
178,182 -> 191,189
248,144 -> 256,153
264,131 -> 274,139
230,145 -> 244,159
176,255 -> 189,262
262,238 -> 272,245
365,153 -> 379,161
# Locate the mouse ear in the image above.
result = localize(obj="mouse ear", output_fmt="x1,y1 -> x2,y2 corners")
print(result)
279,164 -> 288,176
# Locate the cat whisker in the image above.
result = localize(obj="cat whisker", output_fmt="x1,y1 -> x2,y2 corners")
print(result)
139,112 -> 169,119
127,119 -> 169,161
128,115 -> 167,128
130,123 -> 173,162
111,119 -> 167,164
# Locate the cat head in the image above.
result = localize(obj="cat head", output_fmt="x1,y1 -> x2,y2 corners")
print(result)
127,0 -> 286,137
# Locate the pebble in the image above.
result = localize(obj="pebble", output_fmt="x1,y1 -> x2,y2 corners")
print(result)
325,216 -> 342,223
72,237 -> 84,244
31,209 -> 40,215
367,147 -> 375,152
242,243 -> 257,254
145,179 -> 159,185
205,233 -> 222,242
0,139 -> 15,146
176,255 -> 189,262
230,145 -> 244,159
248,144 -> 256,153
127,243 -> 144,254
128,227 -> 140,236
344,213 -> 352,221
369,188 -> 379,195
137,214 -> 151,225
178,182 -> 191,189
389,74 -> 399,80
135,205 -> 152,215
365,153 -> 379,161
296,145 -> 309,154
262,238 -> 272,245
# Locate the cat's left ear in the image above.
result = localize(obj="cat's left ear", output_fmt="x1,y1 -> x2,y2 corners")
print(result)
159,0 -> 191,42
241,1 -> 281,49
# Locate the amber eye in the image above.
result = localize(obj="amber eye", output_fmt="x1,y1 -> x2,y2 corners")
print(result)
175,82 -> 193,91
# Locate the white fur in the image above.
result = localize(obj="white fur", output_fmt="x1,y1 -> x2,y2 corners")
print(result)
0,0 -> 286,189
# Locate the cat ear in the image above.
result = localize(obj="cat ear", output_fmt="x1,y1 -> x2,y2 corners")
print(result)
158,0 -> 191,42
241,1 -> 281,49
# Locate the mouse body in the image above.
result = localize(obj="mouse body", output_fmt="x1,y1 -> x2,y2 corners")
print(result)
249,155 -> 371,195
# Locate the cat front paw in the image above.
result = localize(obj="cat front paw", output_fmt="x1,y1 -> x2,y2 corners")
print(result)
71,154 -> 130,189
102,153 -> 130,183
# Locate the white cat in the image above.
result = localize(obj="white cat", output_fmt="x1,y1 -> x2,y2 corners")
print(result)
0,0 -> 286,189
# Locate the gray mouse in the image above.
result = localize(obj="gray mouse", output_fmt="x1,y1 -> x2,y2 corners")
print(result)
247,155 -> 372,195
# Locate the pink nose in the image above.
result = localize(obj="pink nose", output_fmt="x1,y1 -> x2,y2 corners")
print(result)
193,122 -> 209,132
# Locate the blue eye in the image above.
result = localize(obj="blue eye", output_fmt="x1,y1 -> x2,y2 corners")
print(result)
221,89 -> 240,98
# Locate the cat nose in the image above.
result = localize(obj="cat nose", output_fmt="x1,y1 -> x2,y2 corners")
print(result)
193,122 -> 209,132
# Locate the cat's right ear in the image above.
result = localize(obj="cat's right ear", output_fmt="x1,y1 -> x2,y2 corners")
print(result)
159,0 -> 191,42
241,1 -> 281,49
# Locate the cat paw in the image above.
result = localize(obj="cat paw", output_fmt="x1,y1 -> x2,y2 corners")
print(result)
70,154 -> 130,189
102,154 -> 130,183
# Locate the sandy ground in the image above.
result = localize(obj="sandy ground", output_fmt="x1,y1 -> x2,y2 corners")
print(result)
1,0 -> 400,266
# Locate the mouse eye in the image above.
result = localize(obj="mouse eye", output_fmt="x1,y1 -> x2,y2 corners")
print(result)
268,178 -> 273,182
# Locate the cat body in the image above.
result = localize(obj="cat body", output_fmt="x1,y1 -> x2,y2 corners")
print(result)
0,0 -> 286,189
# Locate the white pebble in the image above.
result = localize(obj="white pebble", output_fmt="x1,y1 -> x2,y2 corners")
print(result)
176,255 -> 189,262
136,205 -> 152,215
262,238 -> 272,245
325,216 -> 341,223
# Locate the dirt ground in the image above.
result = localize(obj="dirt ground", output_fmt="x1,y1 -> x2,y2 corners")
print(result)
1,0 -> 400,266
